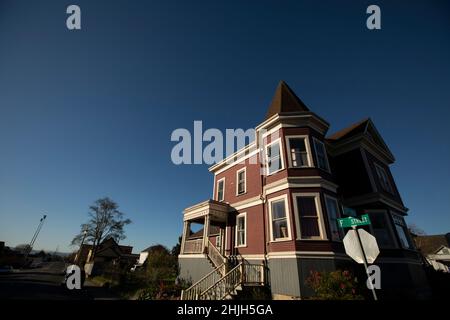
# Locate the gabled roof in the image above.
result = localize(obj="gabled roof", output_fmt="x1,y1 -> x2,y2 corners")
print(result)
265,81 -> 310,120
327,118 -> 370,141
327,118 -> 395,161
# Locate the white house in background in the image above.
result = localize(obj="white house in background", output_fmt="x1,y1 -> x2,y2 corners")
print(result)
131,247 -> 151,271
427,246 -> 450,272
131,245 -> 169,271
413,233 -> 450,273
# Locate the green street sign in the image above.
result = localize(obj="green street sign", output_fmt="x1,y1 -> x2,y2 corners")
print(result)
338,214 -> 371,228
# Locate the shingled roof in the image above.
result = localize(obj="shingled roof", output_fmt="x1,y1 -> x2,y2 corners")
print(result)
265,81 -> 310,120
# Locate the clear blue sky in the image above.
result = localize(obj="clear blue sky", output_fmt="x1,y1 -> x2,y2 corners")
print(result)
0,0 -> 449,253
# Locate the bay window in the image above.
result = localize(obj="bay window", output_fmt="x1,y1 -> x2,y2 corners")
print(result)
392,213 -> 413,249
312,138 -> 330,172
269,196 -> 291,241
266,140 -> 284,175
294,193 -> 326,240
324,195 -> 343,241
287,137 -> 311,168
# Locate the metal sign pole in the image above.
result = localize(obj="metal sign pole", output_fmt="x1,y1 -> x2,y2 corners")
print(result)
352,226 -> 378,301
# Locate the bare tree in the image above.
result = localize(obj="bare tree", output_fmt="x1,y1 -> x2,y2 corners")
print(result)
408,223 -> 426,236
71,197 -> 131,262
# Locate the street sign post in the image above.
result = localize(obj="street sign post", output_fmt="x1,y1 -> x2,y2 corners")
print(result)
339,215 -> 379,300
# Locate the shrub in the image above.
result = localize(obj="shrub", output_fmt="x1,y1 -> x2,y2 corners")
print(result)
306,269 -> 364,300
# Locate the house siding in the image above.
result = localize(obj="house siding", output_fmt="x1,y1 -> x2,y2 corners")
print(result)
267,257 -> 302,297
179,256 -> 214,284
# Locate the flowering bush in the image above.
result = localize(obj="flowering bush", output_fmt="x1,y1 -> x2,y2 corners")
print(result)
306,269 -> 364,300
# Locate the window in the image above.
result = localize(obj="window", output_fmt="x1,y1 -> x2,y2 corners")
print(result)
287,137 -> 311,168
367,211 -> 396,248
313,138 -> 330,172
216,232 -> 221,248
236,168 -> 246,195
217,178 -> 225,201
392,214 -> 413,249
266,140 -> 284,175
269,196 -> 291,241
295,195 -> 324,239
375,164 -> 394,193
235,213 -> 246,247
324,195 -> 343,241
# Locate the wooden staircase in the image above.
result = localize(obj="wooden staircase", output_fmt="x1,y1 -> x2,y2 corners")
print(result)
181,241 -> 266,300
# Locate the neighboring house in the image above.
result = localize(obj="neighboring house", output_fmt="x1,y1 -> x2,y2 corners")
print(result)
76,238 -> 138,276
132,244 -> 173,270
178,81 -> 430,299
413,233 -> 450,272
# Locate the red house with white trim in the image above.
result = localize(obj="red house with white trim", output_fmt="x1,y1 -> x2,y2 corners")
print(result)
179,81 -> 430,299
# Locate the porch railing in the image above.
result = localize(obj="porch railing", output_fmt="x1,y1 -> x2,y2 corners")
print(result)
199,262 -> 243,300
181,262 -> 226,300
197,262 -> 266,300
242,261 -> 265,285
207,240 -> 226,272
183,239 -> 203,254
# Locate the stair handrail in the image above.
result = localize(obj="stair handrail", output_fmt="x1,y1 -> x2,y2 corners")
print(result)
181,262 -> 226,300
199,262 -> 243,300
207,240 -> 227,272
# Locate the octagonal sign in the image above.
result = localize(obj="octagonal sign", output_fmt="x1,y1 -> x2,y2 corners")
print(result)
343,229 -> 380,264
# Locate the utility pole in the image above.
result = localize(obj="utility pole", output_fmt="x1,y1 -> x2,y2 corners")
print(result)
23,214 -> 47,267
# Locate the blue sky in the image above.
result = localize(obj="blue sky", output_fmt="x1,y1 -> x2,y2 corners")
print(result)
0,0 -> 449,253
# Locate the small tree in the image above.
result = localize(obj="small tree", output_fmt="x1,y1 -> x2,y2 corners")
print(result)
145,244 -> 177,282
71,197 -> 131,262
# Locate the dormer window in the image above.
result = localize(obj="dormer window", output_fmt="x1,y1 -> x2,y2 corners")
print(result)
312,137 -> 330,172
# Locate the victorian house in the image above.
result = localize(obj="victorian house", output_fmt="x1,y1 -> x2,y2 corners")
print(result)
179,81 -> 429,299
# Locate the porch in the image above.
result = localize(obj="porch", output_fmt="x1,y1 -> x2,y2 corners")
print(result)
181,199 -> 230,258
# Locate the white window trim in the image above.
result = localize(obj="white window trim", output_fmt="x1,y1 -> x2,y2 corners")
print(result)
312,137 -> 331,173
324,194 -> 343,242
292,192 -> 328,240
235,167 -> 247,196
235,212 -> 247,247
265,138 -> 285,176
268,194 -> 292,242
365,209 -> 398,249
374,163 -> 394,193
285,135 -> 314,168
216,177 -> 225,202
